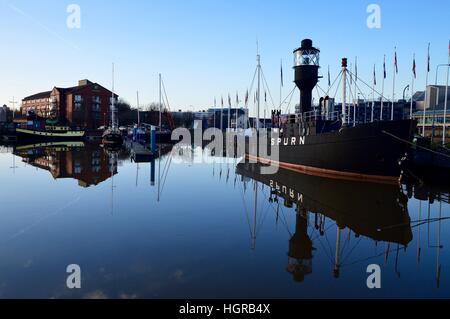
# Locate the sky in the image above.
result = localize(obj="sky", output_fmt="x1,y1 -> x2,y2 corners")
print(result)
0,0 -> 449,115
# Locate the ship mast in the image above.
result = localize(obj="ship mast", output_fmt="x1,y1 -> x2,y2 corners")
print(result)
342,58 -> 348,126
159,73 -> 162,132
257,48 -> 261,130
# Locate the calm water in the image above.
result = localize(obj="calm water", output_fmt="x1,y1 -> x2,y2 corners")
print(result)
0,142 -> 449,299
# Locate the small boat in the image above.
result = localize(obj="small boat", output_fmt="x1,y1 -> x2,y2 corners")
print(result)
16,126 -> 85,141
102,128 -> 123,145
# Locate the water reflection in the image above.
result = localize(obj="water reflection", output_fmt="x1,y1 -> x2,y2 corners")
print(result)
236,162 -> 415,282
0,143 -> 449,297
12,142 -> 121,188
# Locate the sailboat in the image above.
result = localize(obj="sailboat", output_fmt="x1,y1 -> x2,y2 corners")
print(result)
102,63 -> 124,146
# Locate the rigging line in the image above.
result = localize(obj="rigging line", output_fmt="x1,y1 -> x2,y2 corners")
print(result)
160,154 -> 173,195
255,194 -> 273,238
341,237 -> 364,265
268,199 -> 292,236
341,244 -> 406,268
248,66 -> 258,102
309,221 -> 336,241
332,72 -> 343,100
347,70 -> 369,101
347,69 -> 386,101
284,86 -> 297,114
382,131 -> 450,159
308,225 -> 335,265
280,85 -> 296,114
161,77 -> 171,111
316,83 -> 328,96
238,181 -> 255,238
326,70 -> 343,96
323,222 -> 339,260
378,216 -> 450,231
261,68 -> 277,109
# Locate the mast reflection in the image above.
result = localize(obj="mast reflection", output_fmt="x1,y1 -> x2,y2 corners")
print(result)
237,162 -> 414,282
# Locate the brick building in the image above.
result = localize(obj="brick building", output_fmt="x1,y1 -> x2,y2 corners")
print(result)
21,79 -> 118,129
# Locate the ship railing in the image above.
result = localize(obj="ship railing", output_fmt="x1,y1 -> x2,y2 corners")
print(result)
294,111 -> 341,122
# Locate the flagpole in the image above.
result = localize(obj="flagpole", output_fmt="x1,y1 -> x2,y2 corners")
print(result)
443,40 -> 449,146
236,92 -> 239,130
381,55 -> 386,121
214,97 -> 216,129
280,59 -> 283,112
220,96 -> 223,131
423,43 -> 430,136
228,94 -> 231,130
410,54 -> 415,119
354,57 -> 357,126
391,47 -> 397,121
372,64 -> 375,122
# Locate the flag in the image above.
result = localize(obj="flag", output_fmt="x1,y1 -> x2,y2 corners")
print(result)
394,48 -> 398,74
280,61 -> 284,87
328,65 -> 331,87
373,64 -> 377,86
383,55 -> 387,79
427,43 -> 431,73
412,54 -> 416,79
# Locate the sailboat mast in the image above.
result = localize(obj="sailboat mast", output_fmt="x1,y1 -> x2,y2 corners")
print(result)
257,53 -> 261,130
136,91 -> 140,126
111,63 -> 116,130
159,73 -> 162,132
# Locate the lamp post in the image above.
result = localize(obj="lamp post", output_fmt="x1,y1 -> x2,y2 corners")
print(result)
433,64 -> 450,141
435,64 -> 450,86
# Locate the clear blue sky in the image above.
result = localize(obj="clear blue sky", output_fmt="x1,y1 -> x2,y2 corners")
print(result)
1,0 -> 449,114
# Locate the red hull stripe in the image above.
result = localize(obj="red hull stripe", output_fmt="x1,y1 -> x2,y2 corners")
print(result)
246,154 -> 400,186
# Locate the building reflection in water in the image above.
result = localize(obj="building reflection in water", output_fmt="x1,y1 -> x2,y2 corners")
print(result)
236,162 -> 415,283
13,142 -> 120,187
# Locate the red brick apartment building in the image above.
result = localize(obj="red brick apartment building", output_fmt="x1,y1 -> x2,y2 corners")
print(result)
21,79 -> 118,129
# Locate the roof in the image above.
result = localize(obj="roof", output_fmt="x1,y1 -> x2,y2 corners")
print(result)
22,91 -> 52,101
23,80 -> 118,102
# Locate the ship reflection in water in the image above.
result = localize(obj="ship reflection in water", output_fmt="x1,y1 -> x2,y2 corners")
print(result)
0,143 -> 449,298
236,162 -> 413,283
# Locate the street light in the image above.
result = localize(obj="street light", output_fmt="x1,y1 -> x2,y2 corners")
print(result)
403,85 -> 410,100
435,64 -> 450,85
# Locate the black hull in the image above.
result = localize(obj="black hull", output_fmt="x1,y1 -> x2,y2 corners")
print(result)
252,120 -> 416,183
102,133 -> 123,146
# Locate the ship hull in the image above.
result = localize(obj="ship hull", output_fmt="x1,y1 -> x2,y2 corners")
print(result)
15,128 -> 85,142
250,119 -> 416,184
